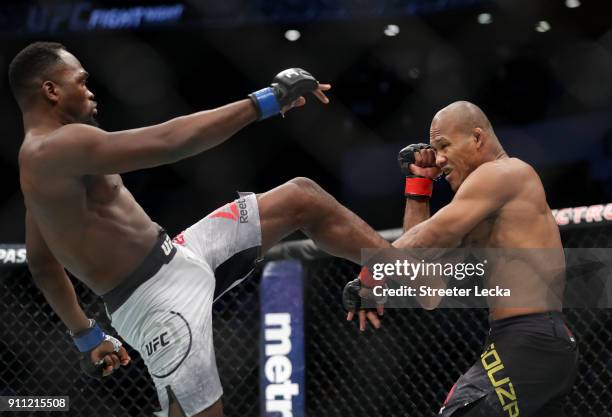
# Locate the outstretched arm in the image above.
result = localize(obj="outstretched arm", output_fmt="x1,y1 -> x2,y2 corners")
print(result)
35,100 -> 257,175
30,71 -> 330,176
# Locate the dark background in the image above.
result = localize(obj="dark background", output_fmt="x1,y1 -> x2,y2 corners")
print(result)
1,3 -> 611,416
1,0 -> 612,242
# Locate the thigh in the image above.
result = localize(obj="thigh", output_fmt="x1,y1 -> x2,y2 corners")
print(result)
147,308 -> 222,417
450,397 -> 491,417
256,181 -> 306,253
110,255 -> 223,417
444,380 -> 517,417
177,193 -> 261,267
439,363 -> 495,417
175,192 -> 263,299
492,331 -> 578,416
169,394 -> 224,417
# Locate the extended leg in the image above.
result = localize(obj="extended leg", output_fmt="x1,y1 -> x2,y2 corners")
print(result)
257,177 -> 390,263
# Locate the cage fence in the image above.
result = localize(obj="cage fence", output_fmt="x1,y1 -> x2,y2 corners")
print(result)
0,221 -> 610,417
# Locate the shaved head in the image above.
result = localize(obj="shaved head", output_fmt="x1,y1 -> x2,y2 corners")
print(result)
432,101 -> 493,136
429,101 -> 504,192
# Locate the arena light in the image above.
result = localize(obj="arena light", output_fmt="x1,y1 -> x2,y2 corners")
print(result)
565,0 -> 581,8
284,29 -> 301,41
384,24 -> 400,37
477,13 -> 492,24
535,20 -> 551,32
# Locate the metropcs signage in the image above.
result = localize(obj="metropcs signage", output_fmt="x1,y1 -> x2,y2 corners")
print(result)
260,261 -> 305,417
552,203 -> 612,226
264,313 -> 300,415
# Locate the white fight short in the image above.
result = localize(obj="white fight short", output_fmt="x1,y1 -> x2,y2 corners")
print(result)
103,192 -> 262,416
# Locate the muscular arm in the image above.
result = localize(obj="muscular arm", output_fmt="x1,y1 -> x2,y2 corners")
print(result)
395,162 -> 516,249
393,163 -> 518,308
34,99 -> 258,175
25,211 -> 90,334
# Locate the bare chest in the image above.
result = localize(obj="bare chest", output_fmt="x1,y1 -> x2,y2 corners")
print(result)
84,174 -> 123,204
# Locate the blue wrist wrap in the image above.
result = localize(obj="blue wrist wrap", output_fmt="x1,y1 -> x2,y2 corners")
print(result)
73,323 -> 105,352
251,87 -> 281,120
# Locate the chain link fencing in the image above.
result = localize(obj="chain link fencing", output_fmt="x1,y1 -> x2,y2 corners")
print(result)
0,264 -> 262,417
1,223 -> 610,416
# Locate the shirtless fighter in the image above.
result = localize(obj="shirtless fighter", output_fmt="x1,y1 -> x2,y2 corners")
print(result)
345,101 -> 578,416
10,42 -> 390,417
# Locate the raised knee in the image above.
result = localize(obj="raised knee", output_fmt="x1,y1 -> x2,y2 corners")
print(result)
288,176 -> 322,195
285,177 -> 326,224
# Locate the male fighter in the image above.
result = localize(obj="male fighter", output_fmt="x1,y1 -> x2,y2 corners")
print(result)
345,101 -> 578,416
11,42 -> 390,417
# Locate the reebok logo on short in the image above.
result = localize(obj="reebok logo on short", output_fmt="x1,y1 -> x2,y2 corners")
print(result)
236,198 -> 249,223
209,199 -> 249,223
173,232 -> 185,245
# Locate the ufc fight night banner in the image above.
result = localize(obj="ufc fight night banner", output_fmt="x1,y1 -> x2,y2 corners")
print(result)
260,261 -> 305,417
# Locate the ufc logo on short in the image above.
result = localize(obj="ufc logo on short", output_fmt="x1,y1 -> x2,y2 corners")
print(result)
145,332 -> 170,357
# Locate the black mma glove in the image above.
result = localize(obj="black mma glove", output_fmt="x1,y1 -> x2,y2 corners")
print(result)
343,278 -> 363,312
343,267 -> 387,316
398,143 -> 435,200
249,68 -> 319,120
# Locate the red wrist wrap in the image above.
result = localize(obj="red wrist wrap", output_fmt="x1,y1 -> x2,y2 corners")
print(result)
405,176 -> 433,199
359,266 -> 386,288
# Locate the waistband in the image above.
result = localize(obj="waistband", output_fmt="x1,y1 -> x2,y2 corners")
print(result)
102,230 -> 177,315
489,311 -> 567,334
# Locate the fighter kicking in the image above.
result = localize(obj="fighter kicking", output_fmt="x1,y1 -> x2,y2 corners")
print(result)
10,42 -> 391,417
345,101 -> 578,416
